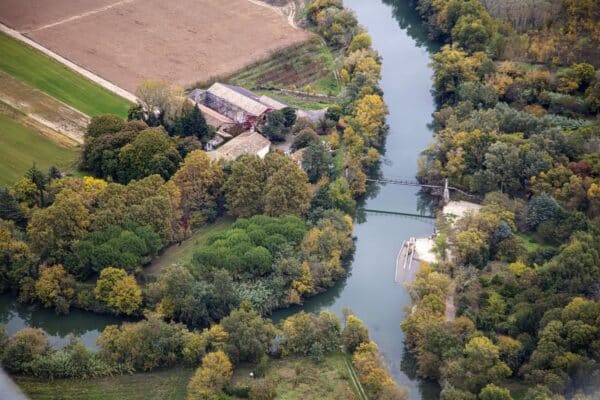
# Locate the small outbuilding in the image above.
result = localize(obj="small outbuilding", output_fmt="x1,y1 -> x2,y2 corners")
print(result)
207,131 -> 271,162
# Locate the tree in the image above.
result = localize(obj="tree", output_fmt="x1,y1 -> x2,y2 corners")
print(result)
479,384 -> 513,400
224,156 -> 266,218
172,150 -> 223,228
526,193 -> 562,230
220,305 -> 277,363
262,110 -> 288,142
302,142 -> 331,183
0,187 -> 26,226
451,14 -> 492,53
174,102 -> 211,143
27,189 -> 91,263
98,315 -> 189,371
117,127 -> 181,183
187,350 -> 233,400
342,314 -> 369,352
281,107 -> 297,128
348,32 -> 372,52
352,341 -> 403,399
94,267 -> 142,315
431,45 -> 480,104
0,222 -> 35,294
352,94 -> 387,147
264,154 -> 311,217
445,336 -> 511,394
484,143 -> 523,195
135,80 -> 185,127
328,177 -> 357,216
0,328 -> 49,373
25,163 -> 48,206
86,115 -> 126,140
455,229 -> 489,267
34,265 -> 76,314
292,127 -> 320,151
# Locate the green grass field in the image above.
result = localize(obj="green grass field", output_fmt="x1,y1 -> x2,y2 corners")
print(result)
0,114 -> 79,186
15,368 -> 194,400
0,32 -> 131,117
253,89 -> 332,110
144,217 -> 235,276
15,354 -> 359,400
516,232 -> 556,252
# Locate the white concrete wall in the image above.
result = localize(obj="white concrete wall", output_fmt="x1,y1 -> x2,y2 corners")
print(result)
257,145 -> 270,159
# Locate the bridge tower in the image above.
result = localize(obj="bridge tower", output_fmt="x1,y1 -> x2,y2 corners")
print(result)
443,178 -> 450,204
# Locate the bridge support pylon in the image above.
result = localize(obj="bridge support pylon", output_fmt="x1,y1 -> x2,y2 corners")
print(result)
443,178 -> 450,204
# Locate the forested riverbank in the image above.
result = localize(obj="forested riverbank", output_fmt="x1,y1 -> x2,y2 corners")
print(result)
402,1 -> 600,399
0,0 -> 408,398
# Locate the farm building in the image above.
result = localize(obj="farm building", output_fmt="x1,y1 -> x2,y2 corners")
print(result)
189,83 -> 290,129
207,131 -> 271,162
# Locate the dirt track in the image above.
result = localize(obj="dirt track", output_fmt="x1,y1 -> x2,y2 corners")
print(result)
0,0 -> 311,91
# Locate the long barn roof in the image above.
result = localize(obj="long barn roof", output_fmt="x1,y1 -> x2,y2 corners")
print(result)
207,83 -> 269,116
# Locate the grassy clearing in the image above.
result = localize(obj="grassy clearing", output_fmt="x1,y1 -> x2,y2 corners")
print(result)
0,113 -> 79,186
144,217 -> 235,276
15,367 -> 193,400
516,232 -> 556,252
227,38 -> 341,96
0,32 -> 131,117
231,353 -> 359,399
15,354 -> 358,400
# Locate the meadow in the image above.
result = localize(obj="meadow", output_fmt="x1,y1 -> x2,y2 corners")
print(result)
0,113 -> 79,185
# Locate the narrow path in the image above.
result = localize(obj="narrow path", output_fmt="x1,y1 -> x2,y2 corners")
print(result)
445,281 -> 456,321
344,355 -> 369,400
245,0 -> 299,29
0,22 -> 138,103
26,0 -> 137,33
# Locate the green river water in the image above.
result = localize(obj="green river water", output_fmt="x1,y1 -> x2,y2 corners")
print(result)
0,1 -> 440,398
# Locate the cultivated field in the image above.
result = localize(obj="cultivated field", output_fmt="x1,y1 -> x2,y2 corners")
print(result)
0,32 -> 131,117
0,0 -> 312,91
0,71 -> 89,143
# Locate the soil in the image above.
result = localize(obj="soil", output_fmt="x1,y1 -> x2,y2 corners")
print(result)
0,71 -> 88,144
0,0 -> 312,92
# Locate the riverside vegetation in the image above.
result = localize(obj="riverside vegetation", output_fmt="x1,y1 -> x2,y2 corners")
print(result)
401,0 -> 600,399
0,0 -> 404,398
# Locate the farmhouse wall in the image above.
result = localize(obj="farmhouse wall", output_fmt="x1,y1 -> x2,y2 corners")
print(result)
205,92 -> 248,124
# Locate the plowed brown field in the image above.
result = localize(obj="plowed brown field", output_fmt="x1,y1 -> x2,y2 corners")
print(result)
0,0 -> 311,91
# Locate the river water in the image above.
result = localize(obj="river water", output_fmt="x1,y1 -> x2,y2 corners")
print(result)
0,1 -> 438,398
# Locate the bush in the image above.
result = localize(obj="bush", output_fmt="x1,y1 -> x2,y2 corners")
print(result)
1,328 -> 49,373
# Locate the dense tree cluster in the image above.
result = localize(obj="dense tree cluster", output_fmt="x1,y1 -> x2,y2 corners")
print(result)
402,0 -> 600,398
151,212 -> 353,322
224,153 -> 311,218
306,0 -> 388,198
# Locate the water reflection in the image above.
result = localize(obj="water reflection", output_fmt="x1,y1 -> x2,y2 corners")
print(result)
0,295 -> 123,350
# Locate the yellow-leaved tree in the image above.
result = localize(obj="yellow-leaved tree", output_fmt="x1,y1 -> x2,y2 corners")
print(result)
187,350 -> 233,400
94,267 -> 142,315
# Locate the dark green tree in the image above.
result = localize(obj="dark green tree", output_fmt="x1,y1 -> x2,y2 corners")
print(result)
25,164 -> 47,206
174,102 -> 211,143
263,110 -> 287,142
0,187 -> 26,226
302,142 -> 331,183
281,107 -> 297,128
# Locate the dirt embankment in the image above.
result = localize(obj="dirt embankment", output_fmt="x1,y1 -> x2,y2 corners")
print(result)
0,71 -> 88,144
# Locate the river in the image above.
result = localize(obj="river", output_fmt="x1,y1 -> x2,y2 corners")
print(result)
0,1 -> 439,398
273,1 -> 440,398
